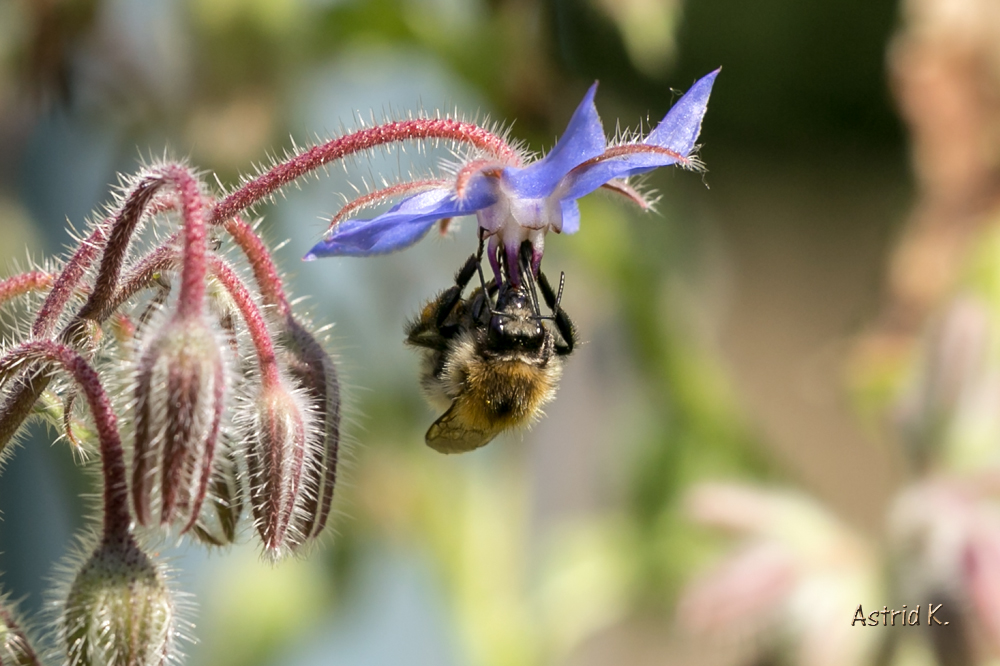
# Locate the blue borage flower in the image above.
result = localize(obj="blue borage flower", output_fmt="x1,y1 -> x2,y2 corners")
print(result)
304,70 -> 719,283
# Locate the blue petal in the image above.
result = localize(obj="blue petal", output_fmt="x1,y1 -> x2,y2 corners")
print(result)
304,212 -> 439,258
504,82 -> 606,198
561,70 -> 718,201
646,68 -> 719,155
304,182 -> 497,259
560,199 -> 581,235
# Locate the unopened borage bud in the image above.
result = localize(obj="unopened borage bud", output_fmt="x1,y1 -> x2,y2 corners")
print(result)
277,316 -> 340,545
245,378 -> 314,557
133,313 -> 227,531
61,533 -> 176,666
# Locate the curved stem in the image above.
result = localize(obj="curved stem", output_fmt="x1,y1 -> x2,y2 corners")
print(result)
167,165 -> 208,320
0,341 -> 130,538
211,118 -> 520,225
207,256 -> 281,389
0,271 -> 54,306
221,217 -> 292,319
33,226 -> 106,338
76,175 -> 167,322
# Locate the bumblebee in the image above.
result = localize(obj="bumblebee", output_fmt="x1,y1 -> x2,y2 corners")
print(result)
406,242 -> 576,453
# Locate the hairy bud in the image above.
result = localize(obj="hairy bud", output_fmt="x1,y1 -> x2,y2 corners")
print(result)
133,315 -> 227,530
279,317 -> 340,544
0,595 -> 41,666
61,533 -> 175,666
245,380 -> 312,556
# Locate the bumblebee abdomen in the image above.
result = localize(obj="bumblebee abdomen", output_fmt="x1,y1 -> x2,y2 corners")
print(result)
467,359 -> 561,426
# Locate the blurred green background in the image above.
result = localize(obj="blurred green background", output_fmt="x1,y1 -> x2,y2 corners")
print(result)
0,0 -> 912,664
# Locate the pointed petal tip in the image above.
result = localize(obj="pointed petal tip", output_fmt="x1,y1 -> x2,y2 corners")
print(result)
691,69 -> 720,93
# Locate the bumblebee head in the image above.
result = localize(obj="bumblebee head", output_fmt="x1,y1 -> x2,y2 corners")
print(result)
487,284 -> 544,354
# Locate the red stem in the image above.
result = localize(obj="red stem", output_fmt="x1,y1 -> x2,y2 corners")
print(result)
0,341 -> 130,538
76,175 -> 166,322
208,256 -> 280,389
0,271 -> 54,306
165,165 -> 209,320
33,226 -> 107,338
210,118 -> 520,225
221,217 -> 291,319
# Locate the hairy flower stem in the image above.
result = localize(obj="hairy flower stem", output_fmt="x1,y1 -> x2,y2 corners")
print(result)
221,217 -> 291,318
0,271 -> 54,305
75,175 -> 167,324
0,228 -> 111,458
210,118 -> 520,225
172,166 -> 209,321
0,165 -> 207,457
207,257 -> 280,389
33,226 -> 107,339
0,341 -> 130,538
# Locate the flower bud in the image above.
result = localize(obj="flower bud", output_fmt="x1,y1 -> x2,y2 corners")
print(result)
245,380 -> 312,556
278,317 -> 340,544
133,314 -> 227,530
61,533 -> 175,666
0,595 -> 41,666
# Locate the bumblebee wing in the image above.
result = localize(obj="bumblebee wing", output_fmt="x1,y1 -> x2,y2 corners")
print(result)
425,401 -> 503,454
406,325 -> 446,350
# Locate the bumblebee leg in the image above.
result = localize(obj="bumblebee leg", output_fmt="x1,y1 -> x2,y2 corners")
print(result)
471,232 -> 502,316
406,252 -> 482,348
432,253 -> 479,327
538,270 -> 576,355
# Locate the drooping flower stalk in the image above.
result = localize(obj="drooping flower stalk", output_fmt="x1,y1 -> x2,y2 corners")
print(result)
213,219 -> 341,546
131,164 -> 227,532
0,340 -> 130,538
207,256 -> 280,389
206,256 -> 328,554
0,170 -> 183,455
33,226 -> 107,339
0,271 -> 54,306
220,216 -> 292,318
210,118 -> 522,226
